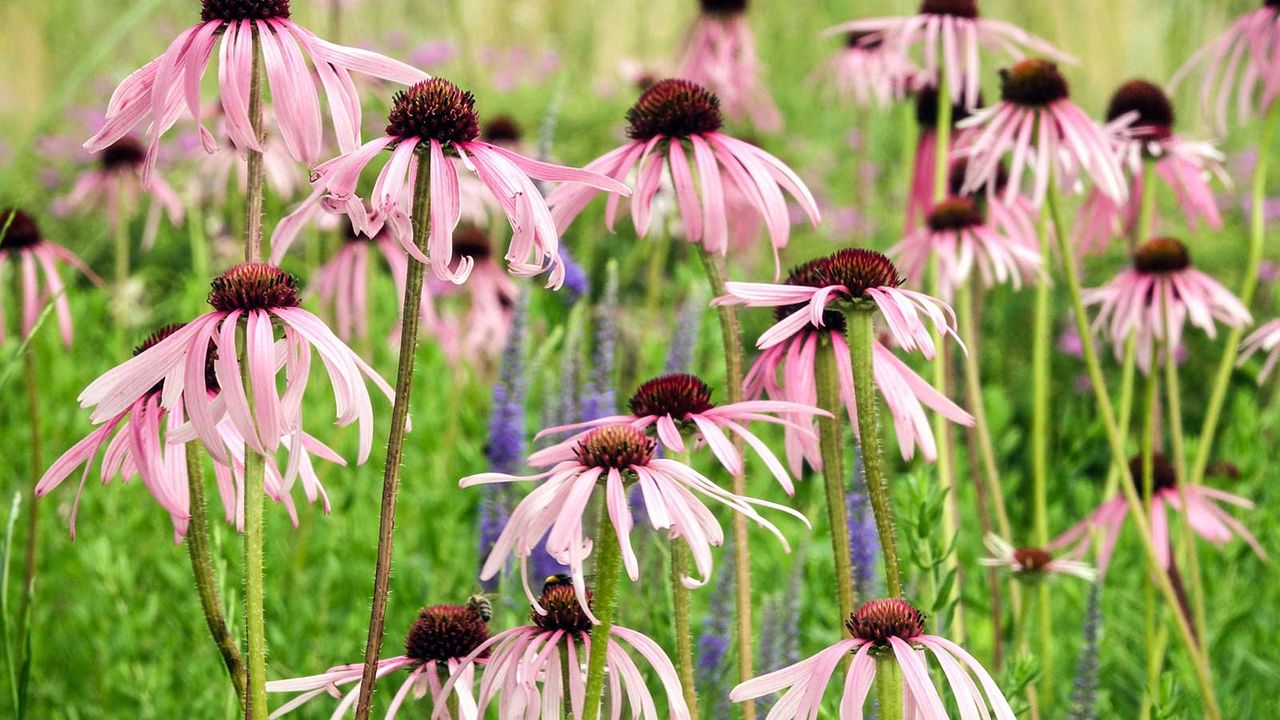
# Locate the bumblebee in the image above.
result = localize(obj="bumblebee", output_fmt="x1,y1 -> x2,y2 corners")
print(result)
542,573 -> 574,594
466,593 -> 494,623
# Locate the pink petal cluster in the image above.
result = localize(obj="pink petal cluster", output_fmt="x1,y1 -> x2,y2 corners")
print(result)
679,6 -> 782,131
1240,318 -> 1280,381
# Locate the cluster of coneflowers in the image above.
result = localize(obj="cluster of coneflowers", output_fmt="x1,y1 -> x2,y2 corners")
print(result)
6,0 -> 1280,719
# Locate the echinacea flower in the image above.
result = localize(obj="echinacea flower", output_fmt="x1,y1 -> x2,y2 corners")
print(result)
959,59 -> 1129,207
728,250 -> 973,467
546,79 -> 820,277
77,263 -> 394,468
1171,0 -> 1280,131
0,208 -> 101,347
1240,318 -> 1280,381
309,227 -> 434,343
85,0 -> 430,181
294,78 -> 629,287
463,424 -> 806,619
1083,237 -> 1251,372
531,373 -> 829,494
679,0 -> 782,132
37,323 -> 343,542
892,195 -> 1041,299
1050,453 -> 1266,573
979,534 -> 1096,582
437,577 -> 690,720
184,107 -> 305,204
906,86 -> 975,231
815,31 -> 922,108
268,603 -> 489,719
1076,79 -> 1228,254
426,225 -> 518,363
730,598 -> 1017,719
825,0 -> 1073,109
54,136 -> 185,249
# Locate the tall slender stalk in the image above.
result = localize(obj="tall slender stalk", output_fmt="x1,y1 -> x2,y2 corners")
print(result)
1102,336 -> 1139,501
696,248 -> 755,720
185,444 -> 247,708
15,330 -> 41,663
815,335 -> 855,625
241,28 -> 269,720
1046,190 -> 1221,720
847,307 -> 902,597
1140,360 -> 1158,716
354,157 -> 433,720
669,539 -> 699,717
875,653 -> 905,720
1189,102 -> 1280,488
113,177 -> 130,291
1029,203 -> 1055,699
582,505 -> 623,720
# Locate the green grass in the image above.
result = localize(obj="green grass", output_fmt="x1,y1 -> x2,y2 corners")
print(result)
1,0 -> 1279,717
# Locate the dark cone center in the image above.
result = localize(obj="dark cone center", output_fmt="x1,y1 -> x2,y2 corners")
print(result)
845,599 -> 927,646
926,198 -> 985,232
1129,452 -> 1179,494
452,225 -> 492,261
629,374 -> 716,419
1012,548 -> 1055,573
100,137 -> 147,173
481,116 -> 523,145
136,323 -> 221,394
207,263 -> 302,312
573,425 -> 655,471
532,581 -> 595,635
404,605 -> 491,663
201,0 -> 290,21
1133,237 -> 1191,274
1106,79 -> 1175,137
386,79 -> 481,145
919,0 -> 979,18
914,86 -> 976,129
626,79 -> 723,140
1000,59 -> 1070,107
0,208 -> 41,251
700,0 -> 748,15
785,249 -> 903,301
948,158 -> 1008,197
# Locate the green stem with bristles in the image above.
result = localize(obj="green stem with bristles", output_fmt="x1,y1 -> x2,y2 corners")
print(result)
815,334 -> 856,626
582,504 -> 623,720
875,653 -> 905,720
669,538 -> 699,717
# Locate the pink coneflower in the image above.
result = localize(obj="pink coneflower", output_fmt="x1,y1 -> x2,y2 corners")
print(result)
905,88 -> 977,231
1171,1 -> 1280,131
1050,453 -> 1266,573
678,0 -> 782,132
959,59 -> 1129,207
1077,80 -> 1228,255
531,372 -> 828,494
0,208 -> 101,347
463,424 -> 805,618
85,0 -> 429,181
726,250 -> 973,467
1240,318 -> 1280,381
1083,237 -> 1251,372
730,598 -> 1017,719
979,534 -> 1096,582
892,195 -> 1041,299
297,78 -> 628,287
184,108 -> 305,204
438,578 -> 690,720
36,323 -> 343,541
77,263 -> 394,467
268,603 -> 490,718
815,31 -> 922,108
54,136 -> 185,249
825,0 -> 1073,109
546,79 -> 820,278
309,227 -> 435,343
426,226 -> 517,362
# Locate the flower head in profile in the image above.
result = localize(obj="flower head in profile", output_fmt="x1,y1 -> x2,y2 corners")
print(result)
1050,453 -> 1266,574
1171,0 -> 1280,131
1083,237 -> 1251,373
37,324 -> 344,542
906,86 -> 976,230
1240,318 -> 1280,382
825,0 -> 1074,109
959,59 -> 1129,206
679,0 -> 782,131
85,0 -> 430,182
268,602 -> 491,718
815,31 -> 923,108
77,263 -> 394,470
309,227 -> 435,344
54,136 -> 185,249
728,251 -> 973,467
293,78 -> 629,287
979,534 -> 1096,583
1077,79 -> 1228,254
0,208 -> 101,347
436,577 -> 691,720
531,372 -> 829,494
426,225 -> 519,363
731,598 -> 1017,719
546,79 -> 820,278
462,424 -> 806,620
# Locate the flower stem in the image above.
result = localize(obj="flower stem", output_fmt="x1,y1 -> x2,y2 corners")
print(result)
1140,361 -> 1158,714
1046,189 -> 1221,720
353,155 -> 433,720
15,332 -> 41,666
113,176 -> 130,290
1029,199 -> 1055,700
185,443 -> 247,709
240,28 -> 269,720
847,307 -> 902,598
582,503 -> 623,720
669,538 -> 699,717
875,653 -> 904,720
815,334 -> 855,626
1101,336 -> 1138,501
1189,101 -> 1280,489
696,247 -> 755,720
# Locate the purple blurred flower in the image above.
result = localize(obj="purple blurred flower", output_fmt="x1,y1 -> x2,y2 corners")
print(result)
695,544 -> 736,718
665,294 -> 703,375
410,40 -> 457,68
848,444 -> 880,599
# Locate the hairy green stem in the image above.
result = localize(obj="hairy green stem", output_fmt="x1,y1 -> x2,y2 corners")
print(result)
848,308 -> 902,597
353,157 -> 433,720
875,653 -> 905,720
185,444 -> 247,708
582,505 -> 623,720
815,335 -> 855,625
669,539 -> 699,716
